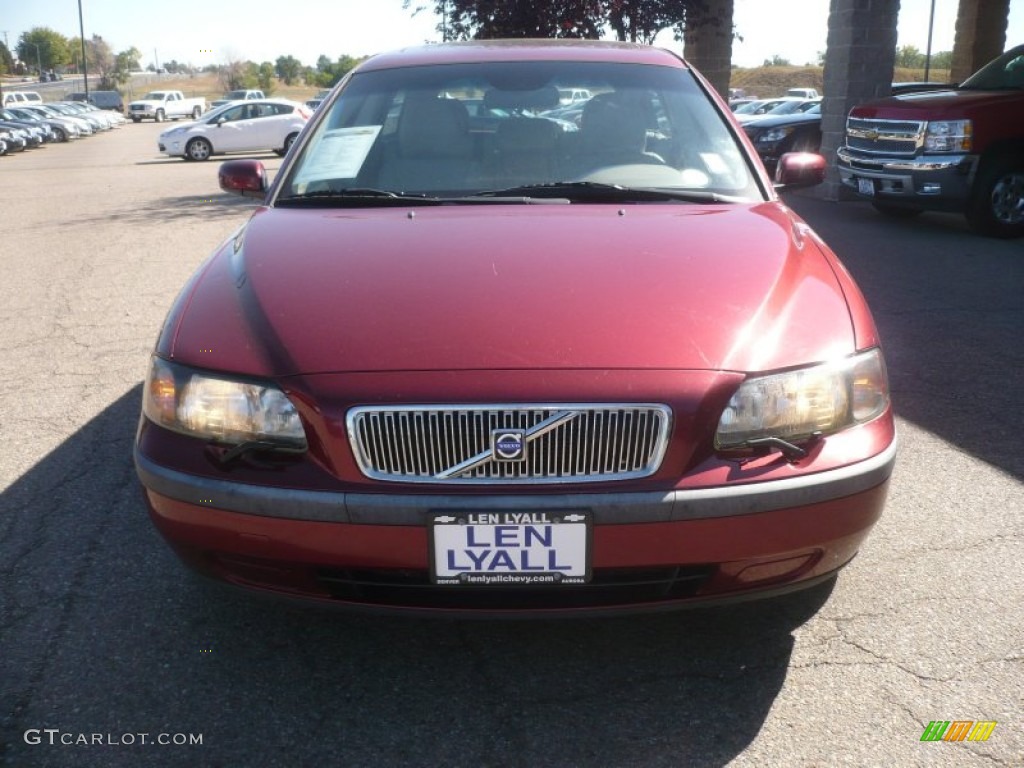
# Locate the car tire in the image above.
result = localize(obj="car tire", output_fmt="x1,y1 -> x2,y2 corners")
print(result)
155,109 -> 165,123
53,127 -> 68,142
191,106 -> 202,119
871,201 -> 923,219
275,132 -> 299,157
185,137 -> 213,161
966,157 -> 1024,238
132,117 -> 141,123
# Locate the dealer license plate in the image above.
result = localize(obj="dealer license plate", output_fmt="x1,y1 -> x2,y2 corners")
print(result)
431,511 -> 591,586
857,177 -> 875,196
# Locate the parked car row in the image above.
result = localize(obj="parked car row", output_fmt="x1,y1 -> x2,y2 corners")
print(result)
0,99 -> 127,155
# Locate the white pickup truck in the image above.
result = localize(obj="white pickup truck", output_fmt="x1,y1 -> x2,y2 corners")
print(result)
128,90 -> 206,123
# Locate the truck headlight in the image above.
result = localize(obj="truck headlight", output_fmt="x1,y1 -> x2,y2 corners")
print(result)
143,357 -> 307,450
715,349 -> 889,449
924,120 -> 972,152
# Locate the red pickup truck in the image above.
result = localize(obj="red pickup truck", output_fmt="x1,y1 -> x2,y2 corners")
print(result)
837,44 -> 1024,238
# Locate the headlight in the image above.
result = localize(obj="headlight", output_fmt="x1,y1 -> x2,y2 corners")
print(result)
143,357 -> 307,450
756,126 -> 795,144
715,349 -> 889,450
923,120 -> 972,152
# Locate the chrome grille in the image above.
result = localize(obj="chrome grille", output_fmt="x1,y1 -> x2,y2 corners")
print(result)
846,117 -> 924,156
347,404 -> 672,484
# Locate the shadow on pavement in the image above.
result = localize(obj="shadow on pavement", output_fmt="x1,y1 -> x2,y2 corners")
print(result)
786,194 -> 1024,480
1,385 -> 834,768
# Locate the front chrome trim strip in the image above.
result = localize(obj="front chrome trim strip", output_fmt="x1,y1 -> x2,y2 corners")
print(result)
135,438 -> 897,526
837,146 -> 970,173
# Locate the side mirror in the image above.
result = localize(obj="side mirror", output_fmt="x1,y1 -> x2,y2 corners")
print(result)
774,152 -> 826,188
216,117 -> 226,126
219,159 -> 267,199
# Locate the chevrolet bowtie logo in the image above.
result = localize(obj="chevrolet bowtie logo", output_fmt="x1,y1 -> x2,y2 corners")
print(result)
863,129 -> 880,140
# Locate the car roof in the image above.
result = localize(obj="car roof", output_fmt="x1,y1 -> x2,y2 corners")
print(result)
358,39 -> 688,72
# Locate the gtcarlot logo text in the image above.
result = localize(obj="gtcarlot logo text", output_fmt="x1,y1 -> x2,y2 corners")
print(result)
24,729 -> 203,747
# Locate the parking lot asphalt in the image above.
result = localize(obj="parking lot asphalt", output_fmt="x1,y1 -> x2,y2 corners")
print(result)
0,122 -> 1021,768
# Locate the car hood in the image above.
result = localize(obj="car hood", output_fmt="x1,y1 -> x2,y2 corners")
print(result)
164,203 -> 855,376
851,88 -> 1020,118
742,112 -> 821,132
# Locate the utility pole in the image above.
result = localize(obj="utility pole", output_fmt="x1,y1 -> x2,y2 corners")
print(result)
79,0 -> 89,96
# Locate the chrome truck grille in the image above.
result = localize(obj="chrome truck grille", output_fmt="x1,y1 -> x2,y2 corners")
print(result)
347,404 -> 672,484
845,117 -> 925,156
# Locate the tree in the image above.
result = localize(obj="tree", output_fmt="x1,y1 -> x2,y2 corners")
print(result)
258,62 -> 277,94
0,41 -> 14,76
275,55 -> 303,85
219,58 -> 250,91
929,50 -> 953,70
86,35 -> 115,87
111,47 -> 142,87
307,54 -> 363,88
894,45 -> 924,68
17,27 -> 71,74
405,0 -> 711,43
607,0 -> 711,45
762,54 -> 790,67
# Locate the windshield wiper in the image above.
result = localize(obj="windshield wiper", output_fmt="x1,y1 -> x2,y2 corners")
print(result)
276,188 -> 444,207
472,182 -> 745,204
276,188 -> 571,207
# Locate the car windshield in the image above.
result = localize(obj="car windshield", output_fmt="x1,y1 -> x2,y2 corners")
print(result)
279,60 -> 759,203
958,46 -> 1024,90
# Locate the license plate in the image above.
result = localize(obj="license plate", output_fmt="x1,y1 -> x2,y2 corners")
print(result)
431,511 -> 591,586
857,177 -> 875,196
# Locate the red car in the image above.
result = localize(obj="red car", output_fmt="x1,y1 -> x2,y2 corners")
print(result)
135,40 -> 895,615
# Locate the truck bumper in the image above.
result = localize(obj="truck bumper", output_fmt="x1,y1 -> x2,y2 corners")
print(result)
836,147 -> 978,212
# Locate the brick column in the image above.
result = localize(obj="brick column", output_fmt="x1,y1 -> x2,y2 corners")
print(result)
951,0 -> 1010,83
815,0 -> 901,200
682,0 -> 735,99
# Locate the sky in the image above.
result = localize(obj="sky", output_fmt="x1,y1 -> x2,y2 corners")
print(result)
2,0 -> 1021,71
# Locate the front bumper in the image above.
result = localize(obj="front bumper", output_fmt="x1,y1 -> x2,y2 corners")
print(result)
136,440 -> 896,614
836,147 -> 977,211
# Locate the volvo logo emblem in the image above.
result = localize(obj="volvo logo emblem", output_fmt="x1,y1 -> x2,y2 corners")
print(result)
492,430 -> 526,461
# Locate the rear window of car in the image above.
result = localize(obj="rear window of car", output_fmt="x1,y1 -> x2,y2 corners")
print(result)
281,59 -> 759,201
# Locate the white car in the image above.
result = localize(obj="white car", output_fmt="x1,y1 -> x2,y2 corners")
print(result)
158,99 -> 311,161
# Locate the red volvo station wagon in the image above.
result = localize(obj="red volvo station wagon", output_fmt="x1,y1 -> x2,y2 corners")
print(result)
135,40 -> 896,615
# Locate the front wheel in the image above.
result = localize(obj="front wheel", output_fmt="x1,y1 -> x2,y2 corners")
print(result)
191,106 -> 202,119
131,117 -> 141,123
966,159 -> 1024,238
185,137 -> 213,161
871,201 -> 923,219
154,109 -> 165,123
53,126 -> 68,142
274,132 -> 299,157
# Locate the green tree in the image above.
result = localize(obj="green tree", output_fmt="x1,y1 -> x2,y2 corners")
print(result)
306,54 -> 362,88
258,61 -> 277,94
929,50 -> 953,70
762,54 -> 791,67
111,47 -> 142,86
895,45 -> 925,68
275,54 -> 302,85
0,41 -> 14,76
405,0 -> 711,42
17,27 -> 71,74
